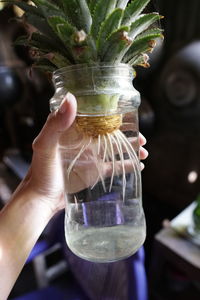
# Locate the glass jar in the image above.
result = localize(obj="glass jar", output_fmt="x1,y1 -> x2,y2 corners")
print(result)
50,64 -> 146,263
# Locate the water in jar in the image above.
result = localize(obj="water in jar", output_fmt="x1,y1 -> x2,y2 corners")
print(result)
61,110 -> 146,262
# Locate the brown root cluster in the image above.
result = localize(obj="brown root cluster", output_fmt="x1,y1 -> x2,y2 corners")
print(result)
76,114 -> 122,138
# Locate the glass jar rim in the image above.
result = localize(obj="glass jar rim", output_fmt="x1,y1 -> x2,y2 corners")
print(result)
53,63 -> 135,77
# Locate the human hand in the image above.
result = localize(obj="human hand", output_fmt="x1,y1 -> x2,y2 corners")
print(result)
13,92 -> 77,215
0,93 -> 148,299
14,93 -> 148,215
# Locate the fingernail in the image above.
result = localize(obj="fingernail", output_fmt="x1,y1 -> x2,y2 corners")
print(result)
58,99 -> 68,114
140,147 -> 149,159
58,92 -> 74,114
139,133 -> 147,146
65,92 -> 75,103
140,162 -> 145,171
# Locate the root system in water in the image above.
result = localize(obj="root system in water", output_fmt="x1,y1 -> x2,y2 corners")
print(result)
66,114 -> 140,200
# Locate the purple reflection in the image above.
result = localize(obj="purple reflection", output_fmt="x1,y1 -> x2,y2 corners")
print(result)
82,193 -> 125,227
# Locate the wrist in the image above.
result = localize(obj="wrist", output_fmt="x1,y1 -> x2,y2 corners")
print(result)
0,187 -> 55,299
13,180 -> 62,219
0,189 -> 54,251
0,190 -> 53,292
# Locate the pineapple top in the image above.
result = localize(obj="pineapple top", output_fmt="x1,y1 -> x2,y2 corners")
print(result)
10,0 -> 163,72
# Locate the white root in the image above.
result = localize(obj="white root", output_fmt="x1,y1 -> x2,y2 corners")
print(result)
107,133 -> 115,192
67,137 -> 91,179
118,130 -> 139,165
103,134 -> 108,163
117,130 -> 141,197
66,129 -> 140,199
91,134 -> 107,190
74,195 -> 79,211
113,131 -> 126,201
90,140 -> 107,192
97,134 -> 101,155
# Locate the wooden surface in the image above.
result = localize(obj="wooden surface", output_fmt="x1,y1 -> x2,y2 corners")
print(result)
156,225 -> 200,267
149,205 -> 200,300
155,226 -> 200,280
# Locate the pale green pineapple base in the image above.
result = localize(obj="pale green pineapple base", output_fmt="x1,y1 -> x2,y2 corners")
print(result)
76,94 -> 120,115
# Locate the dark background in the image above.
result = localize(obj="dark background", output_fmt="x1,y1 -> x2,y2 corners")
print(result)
0,0 -> 200,299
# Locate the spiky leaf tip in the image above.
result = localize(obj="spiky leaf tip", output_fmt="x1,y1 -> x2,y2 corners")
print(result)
129,13 -> 162,40
123,28 -> 163,65
122,0 -> 151,25
102,26 -> 133,63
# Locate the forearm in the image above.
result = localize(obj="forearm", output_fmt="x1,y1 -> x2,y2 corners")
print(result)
0,191 -> 53,300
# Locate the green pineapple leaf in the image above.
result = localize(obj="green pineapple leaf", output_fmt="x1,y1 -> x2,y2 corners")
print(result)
6,0 -> 64,44
15,32 -> 59,53
48,17 -> 96,64
25,13 -> 56,40
30,32 -> 62,52
122,0 -> 151,25
31,0 -> 66,20
6,0 -> 163,71
47,15 -> 76,37
48,0 -> 63,9
129,13 -> 162,40
62,0 -> 92,33
97,8 -> 123,55
14,33 -> 66,68
116,0 -> 129,9
88,0 -> 100,15
15,32 -> 70,68
47,16 -> 76,61
123,28 -> 163,64
14,35 -> 30,47
129,53 -> 150,68
85,0 -> 92,6
91,0 -> 118,40
136,27 -> 164,39
47,52 -> 71,68
25,13 -> 73,59
102,26 -> 132,63
70,31 -> 97,63
35,50 -> 70,69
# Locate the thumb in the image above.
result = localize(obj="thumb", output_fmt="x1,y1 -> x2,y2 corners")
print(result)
33,92 -> 77,154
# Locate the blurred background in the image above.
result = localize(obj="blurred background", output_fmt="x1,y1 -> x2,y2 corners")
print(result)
0,0 -> 200,299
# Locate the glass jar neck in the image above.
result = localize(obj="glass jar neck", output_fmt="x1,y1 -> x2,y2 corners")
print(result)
50,63 -> 140,115
52,63 -> 135,95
